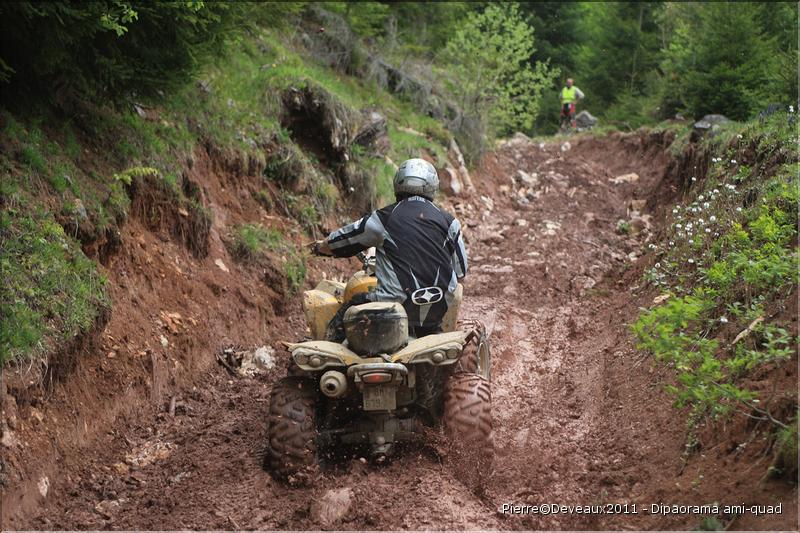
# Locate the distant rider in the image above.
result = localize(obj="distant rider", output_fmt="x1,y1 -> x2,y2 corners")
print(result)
560,78 -> 585,130
312,158 -> 468,337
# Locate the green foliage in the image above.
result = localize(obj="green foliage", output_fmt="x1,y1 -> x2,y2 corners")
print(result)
284,255 -> 307,294
634,115 -> 797,419
229,223 -> 284,262
226,222 -> 306,294
573,2 -> 662,111
113,166 -> 158,186
0,2 -> 255,103
771,415 -> 798,480
659,2 -> 791,120
383,2 -> 471,53
0,208 -> 109,365
323,2 -> 390,39
440,3 -> 558,149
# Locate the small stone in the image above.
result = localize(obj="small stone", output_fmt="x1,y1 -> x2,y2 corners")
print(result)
253,346 -> 276,371
516,219 -> 528,227
609,173 -> 639,185
29,407 -> 44,423
160,335 -> 169,348
38,476 -> 50,498
94,499 -> 121,519
214,259 -> 230,273
2,428 -> 20,448
178,208 -> 189,217
311,488 -> 353,527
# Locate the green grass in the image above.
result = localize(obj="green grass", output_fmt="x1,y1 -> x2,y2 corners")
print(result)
387,125 -> 447,167
633,113 -> 798,424
771,415 -> 798,481
284,255 -> 307,294
227,222 -> 307,294
0,208 -> 109,365
229,223 -> 285,262
357,154 -> 396,204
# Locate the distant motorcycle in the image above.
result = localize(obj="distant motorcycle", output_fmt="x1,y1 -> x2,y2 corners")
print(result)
264,251 -> 493,485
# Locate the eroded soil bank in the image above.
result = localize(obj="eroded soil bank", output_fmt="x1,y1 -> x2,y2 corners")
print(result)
4,132 -> 796,531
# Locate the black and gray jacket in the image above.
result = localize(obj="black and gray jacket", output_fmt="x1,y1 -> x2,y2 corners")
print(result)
327,196 -> 468,331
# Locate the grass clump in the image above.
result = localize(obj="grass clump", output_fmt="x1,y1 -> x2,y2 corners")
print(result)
0,208 -> 109,365
633,114 -> 797,424
284,256 -> 307,294
229,223 -> 284,262
227,222 -> 307,295
387,125 -> 447,167
770,416 -> 798,481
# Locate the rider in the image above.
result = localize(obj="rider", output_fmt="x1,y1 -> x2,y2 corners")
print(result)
560,78 -> 585,130
312,158 -> 468,337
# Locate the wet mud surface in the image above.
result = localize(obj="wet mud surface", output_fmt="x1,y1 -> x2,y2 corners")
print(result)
9,135 -> 797,531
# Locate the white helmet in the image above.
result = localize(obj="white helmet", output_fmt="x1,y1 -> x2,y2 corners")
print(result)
393,158 -> 438,200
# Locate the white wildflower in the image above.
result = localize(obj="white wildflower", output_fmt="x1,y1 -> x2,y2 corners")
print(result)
705,228 -> 711,233
655,262 -> 661,268
669,241 -> 675,246
790,105 -> 795,113
719,316 -> 728,324
736,207 -> 742,212
713,188 -> 719,194
709,215 -> 716,222
689,239 -> 694,244
691,176 -> 697,182
688,258 -> 695,264
730,159 -> 737,164
736,134 -> 743,139
676,223 -> 682,229
672,208 -> 678,214
703,202 -> 710,208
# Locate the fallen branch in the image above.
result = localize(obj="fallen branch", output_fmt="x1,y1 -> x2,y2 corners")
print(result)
215,352 -> 239,377
731,316 -> 763,345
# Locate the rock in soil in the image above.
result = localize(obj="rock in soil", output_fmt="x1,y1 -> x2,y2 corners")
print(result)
310,487 -> 353,527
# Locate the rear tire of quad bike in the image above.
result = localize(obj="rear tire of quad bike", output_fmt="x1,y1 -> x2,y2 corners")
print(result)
459,323 -> 491,380
264,377 -> 318,484
442,373 -> 493,492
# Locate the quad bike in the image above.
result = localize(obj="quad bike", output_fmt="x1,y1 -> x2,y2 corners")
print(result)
264,252 -> 492,485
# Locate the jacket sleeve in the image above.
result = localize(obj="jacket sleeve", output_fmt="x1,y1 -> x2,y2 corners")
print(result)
448,218 -> 468,279
327,211 -> 386,257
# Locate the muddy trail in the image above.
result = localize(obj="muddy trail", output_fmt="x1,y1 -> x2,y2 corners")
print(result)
12,134 -> 796,531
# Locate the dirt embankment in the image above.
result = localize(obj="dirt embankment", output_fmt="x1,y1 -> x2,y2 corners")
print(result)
3,130 -> 797,531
